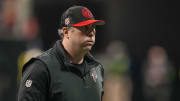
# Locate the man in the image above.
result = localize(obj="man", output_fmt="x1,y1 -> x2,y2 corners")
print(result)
18,5 -> 105,101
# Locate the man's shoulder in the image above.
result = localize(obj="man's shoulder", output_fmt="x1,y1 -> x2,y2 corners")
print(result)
22,59 -> 48,76
22,48 -> 54,74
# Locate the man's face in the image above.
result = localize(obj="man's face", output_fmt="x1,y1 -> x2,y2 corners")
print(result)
67,24 -> 96,52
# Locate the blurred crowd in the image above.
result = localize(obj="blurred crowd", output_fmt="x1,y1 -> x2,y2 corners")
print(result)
0,0 -> 43,100
97,41 -> 175,101
0,0 -> 178,101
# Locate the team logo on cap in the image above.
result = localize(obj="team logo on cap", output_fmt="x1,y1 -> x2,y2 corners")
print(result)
25,80 -> 32,88
82,8 -> 93,18
65,18 -> 70,25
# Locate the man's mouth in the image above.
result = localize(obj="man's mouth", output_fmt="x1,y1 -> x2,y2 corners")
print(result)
85,40 -> 94,45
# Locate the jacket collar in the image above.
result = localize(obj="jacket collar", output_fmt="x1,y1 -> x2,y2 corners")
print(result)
53,40 -> 99,73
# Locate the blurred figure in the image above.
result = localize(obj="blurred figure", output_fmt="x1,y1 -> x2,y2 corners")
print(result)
142,46 -> 175,101
0,0 -> 17,39
0,0 -> 40,41
98,40 -> 132,101
15,0 -> 40,40
1,0 -> 17,28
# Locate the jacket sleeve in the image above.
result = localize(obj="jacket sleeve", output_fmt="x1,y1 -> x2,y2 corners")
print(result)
100,64 -> 104,101
18,60 -> 50,101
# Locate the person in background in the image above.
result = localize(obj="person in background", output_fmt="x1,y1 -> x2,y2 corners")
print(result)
98,40 -> 132,101
142,46 -> 175,101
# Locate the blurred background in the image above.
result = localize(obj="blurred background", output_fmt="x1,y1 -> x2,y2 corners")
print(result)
0,0 -> 179,101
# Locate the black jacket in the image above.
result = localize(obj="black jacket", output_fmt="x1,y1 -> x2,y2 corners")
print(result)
18,40 -> 104,101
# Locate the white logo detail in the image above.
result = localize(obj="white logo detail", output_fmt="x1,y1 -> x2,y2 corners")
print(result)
65,18 -> 70,25
25,80 -> 32,88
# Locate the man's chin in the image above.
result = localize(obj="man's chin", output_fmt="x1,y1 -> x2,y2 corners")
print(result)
82,46 -> 92,52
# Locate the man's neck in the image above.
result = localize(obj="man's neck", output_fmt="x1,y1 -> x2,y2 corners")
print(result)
62,40 -> 86,64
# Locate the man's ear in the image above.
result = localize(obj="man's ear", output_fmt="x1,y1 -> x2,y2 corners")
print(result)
62,27 -> 69,39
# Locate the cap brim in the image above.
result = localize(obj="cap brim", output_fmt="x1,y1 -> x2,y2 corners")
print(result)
72,20 -> 105,26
